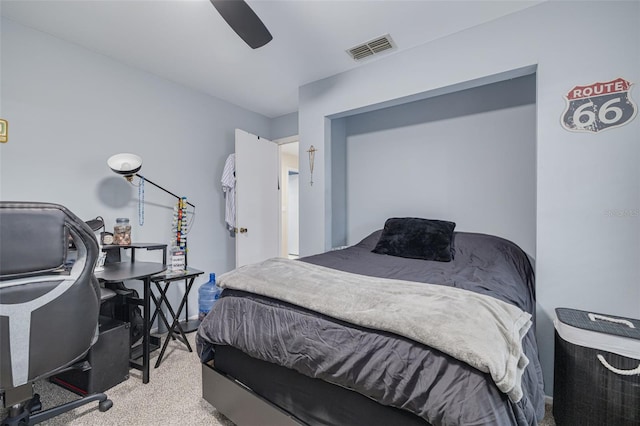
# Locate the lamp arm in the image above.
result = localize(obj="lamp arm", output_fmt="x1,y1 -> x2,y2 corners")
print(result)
135,173 -> 195,208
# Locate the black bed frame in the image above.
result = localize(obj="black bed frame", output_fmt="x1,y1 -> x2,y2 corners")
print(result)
202,363 -> 303,426
201,344 -> 430,426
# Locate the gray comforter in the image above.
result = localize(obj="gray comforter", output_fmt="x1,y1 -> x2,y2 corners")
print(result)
197,231 -> 545,425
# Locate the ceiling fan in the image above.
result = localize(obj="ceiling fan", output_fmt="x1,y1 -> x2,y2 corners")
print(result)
210,0 -> 273,49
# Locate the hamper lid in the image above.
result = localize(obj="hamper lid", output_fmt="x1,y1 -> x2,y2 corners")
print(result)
556,308 -> 640,340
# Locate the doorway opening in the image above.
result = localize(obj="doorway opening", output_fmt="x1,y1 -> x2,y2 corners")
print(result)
278,138 -> 299,259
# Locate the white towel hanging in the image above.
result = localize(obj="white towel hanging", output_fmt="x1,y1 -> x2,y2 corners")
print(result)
221,153 -> 236,233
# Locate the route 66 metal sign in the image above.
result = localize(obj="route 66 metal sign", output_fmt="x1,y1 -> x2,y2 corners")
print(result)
561,78 -> 637,133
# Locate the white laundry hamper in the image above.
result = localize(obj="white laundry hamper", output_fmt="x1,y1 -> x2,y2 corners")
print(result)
553,307 -> 640,426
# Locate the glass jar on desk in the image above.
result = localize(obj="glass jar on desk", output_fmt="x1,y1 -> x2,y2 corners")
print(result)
113,218 -> 131,245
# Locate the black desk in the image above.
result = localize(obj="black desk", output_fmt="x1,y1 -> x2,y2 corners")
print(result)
150,268 -> 204,367
102,243 -> 167,264
95,261 -> 166,384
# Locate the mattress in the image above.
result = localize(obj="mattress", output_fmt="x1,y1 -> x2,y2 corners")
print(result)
197,231 -> 545,425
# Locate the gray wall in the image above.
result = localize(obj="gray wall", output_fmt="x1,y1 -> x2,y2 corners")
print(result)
0,18 -> 272,312
299,1 -> 640,396
271,111 -> 298,140
339,75 -> 536,257
331,117 -> 347,247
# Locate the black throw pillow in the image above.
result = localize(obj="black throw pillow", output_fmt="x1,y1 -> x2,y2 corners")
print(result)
372,217 -> 456,262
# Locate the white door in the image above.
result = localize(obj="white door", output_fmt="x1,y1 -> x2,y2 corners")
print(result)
235,129 -> 280,267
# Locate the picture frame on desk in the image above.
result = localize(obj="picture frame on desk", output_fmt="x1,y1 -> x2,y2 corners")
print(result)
170,248 -> 186,272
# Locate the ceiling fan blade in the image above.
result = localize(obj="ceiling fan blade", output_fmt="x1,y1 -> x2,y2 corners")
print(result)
210,0 -> 273,49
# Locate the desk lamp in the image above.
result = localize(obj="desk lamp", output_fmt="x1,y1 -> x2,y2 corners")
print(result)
107,154 -> 195,209
107,153 -> 194,269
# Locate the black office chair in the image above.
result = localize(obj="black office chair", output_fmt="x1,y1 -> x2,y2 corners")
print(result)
0,202 -> 113,425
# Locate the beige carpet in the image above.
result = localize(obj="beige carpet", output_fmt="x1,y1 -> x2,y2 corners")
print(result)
540,402 -> 556,426
35,333 -> 233,426
5,332 -> 555,425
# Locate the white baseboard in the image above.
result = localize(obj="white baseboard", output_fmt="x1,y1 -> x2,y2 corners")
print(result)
544,395 -> 553,405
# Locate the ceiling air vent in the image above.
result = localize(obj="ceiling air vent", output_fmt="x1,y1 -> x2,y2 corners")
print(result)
347,34 -> 395,61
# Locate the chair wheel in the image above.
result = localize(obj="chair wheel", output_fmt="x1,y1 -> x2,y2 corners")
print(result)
99,399 -> 113,412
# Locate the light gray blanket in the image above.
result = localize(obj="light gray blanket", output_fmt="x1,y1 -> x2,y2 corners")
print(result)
218,257 -> 532,402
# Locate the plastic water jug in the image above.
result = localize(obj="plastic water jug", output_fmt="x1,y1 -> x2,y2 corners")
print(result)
198,273 -> 221,321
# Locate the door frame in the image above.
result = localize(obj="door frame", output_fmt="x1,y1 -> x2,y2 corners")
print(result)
274,135 -> 299,258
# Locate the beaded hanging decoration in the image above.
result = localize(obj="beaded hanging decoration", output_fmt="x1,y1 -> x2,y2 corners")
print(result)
138,177 -> 145,226
173,197 -> 189,250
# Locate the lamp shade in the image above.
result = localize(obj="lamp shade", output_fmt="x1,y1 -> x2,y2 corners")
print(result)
107,153 -> 142,175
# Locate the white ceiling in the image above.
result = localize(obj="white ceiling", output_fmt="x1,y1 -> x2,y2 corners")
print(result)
1,0 -> 543,118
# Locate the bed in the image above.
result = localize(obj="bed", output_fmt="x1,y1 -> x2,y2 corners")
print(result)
196,220 -> 545,426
